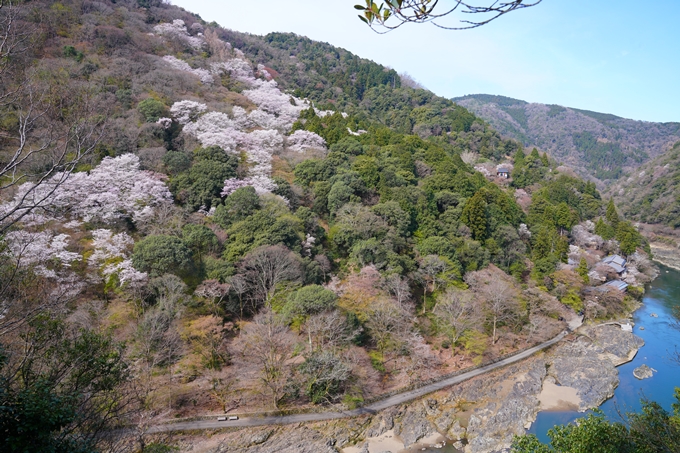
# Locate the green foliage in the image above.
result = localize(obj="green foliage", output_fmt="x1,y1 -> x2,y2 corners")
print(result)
282,285 -> 338,318
137,98 -> 167,123
182,224 -> 219,260
169,146 -> 239,210
222,197 -> 304,262
213,186 -> 261,228
0,316 -> 128,453
512,393 -> 680,453
62,45 -> 83,62
132,235 -> 192,277
512,147 -> 548,188
577,257 -> 590,284
461,191 -> 488,240
561,291 -> 583,312
368,350 -> 386,373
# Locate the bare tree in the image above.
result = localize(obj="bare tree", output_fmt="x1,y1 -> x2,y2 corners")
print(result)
233,309 -> 297,408
482,279 -> 520,344
239,245 -> 302,307
382,273 -> 412,309
305,309 -> 362,350
417,255 -> 449,312
227,274 -> 249,322
0,2 -> 107,232
355,0 -> 541,32
299,350 -> 351,404
397,331 -> 440,384
434,288 -> 479,346
314,254 -> 332,281
195,279 -> 231,316
208,370 -> 241,413
366,299 -> 410,353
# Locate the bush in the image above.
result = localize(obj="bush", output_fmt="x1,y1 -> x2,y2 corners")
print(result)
137,98 -> 167,123
560,291 -> 584,313
282,285 -> 338,318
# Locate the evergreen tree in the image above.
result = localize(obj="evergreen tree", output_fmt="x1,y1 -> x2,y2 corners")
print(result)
461,192 -> 488,241
555,235 -> 569,263
577,257 -> 590,284
617,221 -> 641,256
606,198 -> 620,228
532,226 -> 555,261
594,217 -> 615,240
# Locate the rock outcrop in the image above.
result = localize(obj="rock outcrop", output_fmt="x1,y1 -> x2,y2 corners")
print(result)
633,364 -> 655,380
546,326 -> 643,411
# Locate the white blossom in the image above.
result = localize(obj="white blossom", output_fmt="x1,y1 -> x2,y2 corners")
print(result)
156,117 -> 172,129
287,130 -> 327,152
4,231 -> 80,267
170,100 -> 207,125
88,229 -> 148,288
154,19 -> 204,50
162,55 -> 213,84
182,111 -> 245,153
1,154 -> 173,225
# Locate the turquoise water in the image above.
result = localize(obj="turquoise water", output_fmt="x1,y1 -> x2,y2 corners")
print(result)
528,265 -> 680,443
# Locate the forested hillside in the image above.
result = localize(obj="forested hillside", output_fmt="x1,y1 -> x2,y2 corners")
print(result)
610,141 -> 680,228
453,94 -> 680,181
0,1 -> 651,451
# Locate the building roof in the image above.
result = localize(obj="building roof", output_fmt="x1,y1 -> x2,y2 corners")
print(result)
602,255 -> 627,273
604,280 -> 629,291
497,168 -> 510,173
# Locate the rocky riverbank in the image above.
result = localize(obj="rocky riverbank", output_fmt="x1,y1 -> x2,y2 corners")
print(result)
649,242 -> 680,271
165,324 -> 644,453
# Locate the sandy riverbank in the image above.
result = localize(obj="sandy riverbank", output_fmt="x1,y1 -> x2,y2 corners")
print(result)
342,430 -> 446,453
538,380 -> 581,411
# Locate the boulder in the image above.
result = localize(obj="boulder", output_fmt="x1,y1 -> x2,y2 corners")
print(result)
633,364 -> 655,380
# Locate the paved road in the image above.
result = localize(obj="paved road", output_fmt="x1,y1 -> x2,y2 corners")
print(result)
148,331 -> 567,433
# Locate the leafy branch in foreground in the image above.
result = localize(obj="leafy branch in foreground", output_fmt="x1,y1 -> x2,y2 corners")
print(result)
354,0 -> 541,32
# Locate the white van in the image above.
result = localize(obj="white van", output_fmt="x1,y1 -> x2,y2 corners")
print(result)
217,416 -> 227,421
227,416 -> 239,421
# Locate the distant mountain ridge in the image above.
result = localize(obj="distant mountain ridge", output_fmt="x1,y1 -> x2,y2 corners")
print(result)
453,94 -> 680,182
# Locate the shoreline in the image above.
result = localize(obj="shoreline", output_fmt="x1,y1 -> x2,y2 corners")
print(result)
649,242 -> 680,272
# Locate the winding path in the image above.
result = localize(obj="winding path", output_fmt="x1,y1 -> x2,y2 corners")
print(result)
148,330 -> 568,433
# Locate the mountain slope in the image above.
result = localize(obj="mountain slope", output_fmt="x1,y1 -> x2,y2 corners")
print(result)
453,94 -> 680,181
610,140 -> 680,228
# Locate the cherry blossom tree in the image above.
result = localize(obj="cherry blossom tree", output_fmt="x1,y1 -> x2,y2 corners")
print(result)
1,154 -> 173,226
170,100 -> 207,125
161,55 -> 213,84
287,130 -> 327,152
88,229 -> 148,289
153,19 -> 204,50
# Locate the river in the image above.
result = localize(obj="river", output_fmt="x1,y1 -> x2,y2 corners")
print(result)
528,264 -> 680,443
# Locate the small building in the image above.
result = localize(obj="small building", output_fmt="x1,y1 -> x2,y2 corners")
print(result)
497,168 -> 510,178
604,280 -> 629,291
602,255 -> 627,274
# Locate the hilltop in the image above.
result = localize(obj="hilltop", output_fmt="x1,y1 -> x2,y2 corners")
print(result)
453,94 -> 680,182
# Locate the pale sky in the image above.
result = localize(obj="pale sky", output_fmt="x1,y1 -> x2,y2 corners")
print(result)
170,0 -> 680,123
